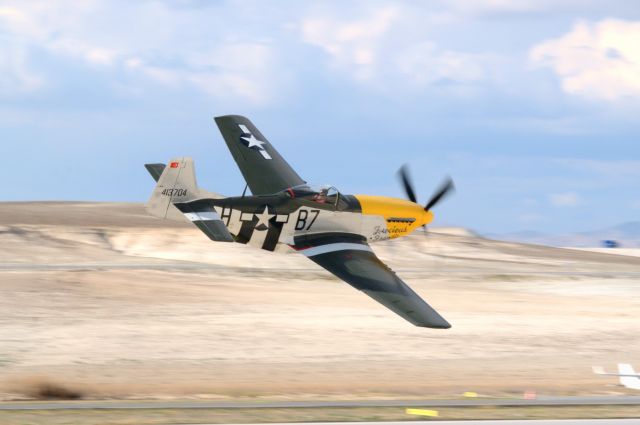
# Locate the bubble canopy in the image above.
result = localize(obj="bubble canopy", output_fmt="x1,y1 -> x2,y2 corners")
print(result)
283,183 -> 344,207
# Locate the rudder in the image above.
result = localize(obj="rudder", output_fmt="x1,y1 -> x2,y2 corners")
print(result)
146,157 -> 198,221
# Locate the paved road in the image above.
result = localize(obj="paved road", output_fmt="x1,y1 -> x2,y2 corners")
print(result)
0,262 -> 227,271
177,421 -> 640,425
1,396 -> 640,410
3,262 -> 640,277
175,421 -> 640,425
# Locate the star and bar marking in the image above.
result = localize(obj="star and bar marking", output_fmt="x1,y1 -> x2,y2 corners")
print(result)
238,124 -> 272,160
239,206 -> 288,231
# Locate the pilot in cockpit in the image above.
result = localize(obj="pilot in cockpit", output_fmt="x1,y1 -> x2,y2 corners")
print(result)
313,187 -> 329,203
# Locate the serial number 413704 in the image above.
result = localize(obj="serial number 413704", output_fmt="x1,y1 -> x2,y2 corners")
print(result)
161,188 -> 188,197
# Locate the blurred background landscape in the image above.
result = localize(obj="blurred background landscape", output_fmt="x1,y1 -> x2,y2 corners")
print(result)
1,202 -> 638,402
1,2 -> 640,422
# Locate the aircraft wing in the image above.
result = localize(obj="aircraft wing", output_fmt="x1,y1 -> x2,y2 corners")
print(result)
294,233 -> 451,329
215,115 -> 305,195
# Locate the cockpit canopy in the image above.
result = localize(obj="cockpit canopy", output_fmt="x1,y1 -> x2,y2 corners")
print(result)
283,184 -> 348,209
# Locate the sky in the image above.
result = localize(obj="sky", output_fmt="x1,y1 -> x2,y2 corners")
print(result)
1,0 -> 639,234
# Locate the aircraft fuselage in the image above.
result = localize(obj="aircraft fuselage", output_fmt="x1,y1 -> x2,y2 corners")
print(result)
190,191 -> 433,252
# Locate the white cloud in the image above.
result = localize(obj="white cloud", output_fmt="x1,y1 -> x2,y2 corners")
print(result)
120,42 -> 279,106
47,38 -> 119,66
445,0 -> 548,15
443,0 -> 625,17
0,2 -> 114,65
0,5 -> 48,94
300,5 -> 486,88
0,1 -> 283,105
301,6 -> 398,82
549,192 -> 581,207
0,43 -> 43,94
2,0 -> 636,108
530,19 -> 640,101
395,42 -> 485,86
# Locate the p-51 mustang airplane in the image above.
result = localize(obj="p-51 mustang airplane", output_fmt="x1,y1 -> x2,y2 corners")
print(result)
145,115 -> 454,328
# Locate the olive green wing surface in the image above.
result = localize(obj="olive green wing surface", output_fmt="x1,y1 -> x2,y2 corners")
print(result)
294,233 -> 451,329
214,115 -> 305,196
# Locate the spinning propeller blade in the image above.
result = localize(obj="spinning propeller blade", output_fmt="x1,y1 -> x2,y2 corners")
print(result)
398,165 -> 455,212
398,165 -> 418,204
425,177 -> 455,212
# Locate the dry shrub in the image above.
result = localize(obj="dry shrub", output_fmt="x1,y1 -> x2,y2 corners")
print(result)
10,376 -> 84,400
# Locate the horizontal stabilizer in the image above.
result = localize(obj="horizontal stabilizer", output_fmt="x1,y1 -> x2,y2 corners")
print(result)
144,163 -> 166,182
174,201 -> 234,242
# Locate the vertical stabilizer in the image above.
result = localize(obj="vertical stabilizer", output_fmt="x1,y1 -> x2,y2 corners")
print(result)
146,157 -> 198,221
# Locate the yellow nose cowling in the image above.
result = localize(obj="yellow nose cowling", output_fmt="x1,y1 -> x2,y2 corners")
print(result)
355,195 -> 434,239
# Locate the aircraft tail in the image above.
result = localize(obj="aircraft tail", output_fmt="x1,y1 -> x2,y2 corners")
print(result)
146,157 -> 201,221
144,157 -> 233,242
144,163 -> 166,182
618,364 -> 640,390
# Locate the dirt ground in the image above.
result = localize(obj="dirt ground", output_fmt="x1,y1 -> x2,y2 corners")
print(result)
1,202 -> 639,401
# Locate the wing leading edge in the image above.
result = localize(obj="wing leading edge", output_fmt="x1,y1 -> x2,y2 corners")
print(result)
294,233 -> 451,329
214,115 -> 305,196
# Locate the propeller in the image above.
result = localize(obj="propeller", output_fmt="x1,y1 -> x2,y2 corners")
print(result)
398,165 -> 418,204
397,165 -> 455,234
424,176 -> 455,212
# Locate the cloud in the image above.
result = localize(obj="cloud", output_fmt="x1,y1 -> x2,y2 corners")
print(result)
549,192 -> 581,207
530,19 -> 640,101
0,1 -> 283,105
0,43 -> 43,95
395,42 -> 485,86
300,5 -> 487,89
301,6 -> 399,82
446,0 -> 550,16
444,0 -> 635,17
48,39 -> 119,66
123,42 -> 280,105
0,5 -> 46,95
0,2 -> 115,65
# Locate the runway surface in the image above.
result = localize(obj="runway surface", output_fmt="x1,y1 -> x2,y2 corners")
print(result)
175,421 -> 640,425
2,396 -> 640,410
3,262 -> 640,277
176,419 -> 640,425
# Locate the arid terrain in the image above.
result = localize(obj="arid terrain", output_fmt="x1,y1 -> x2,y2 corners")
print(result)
1,202 -> 639,401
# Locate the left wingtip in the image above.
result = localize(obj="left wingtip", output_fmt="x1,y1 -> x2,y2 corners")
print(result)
416,318 -> 452,329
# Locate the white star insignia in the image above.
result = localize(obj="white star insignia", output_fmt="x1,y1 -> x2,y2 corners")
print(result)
241,133 -> 265,149
254,206 -> 275,229
238,124 -> 272,159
